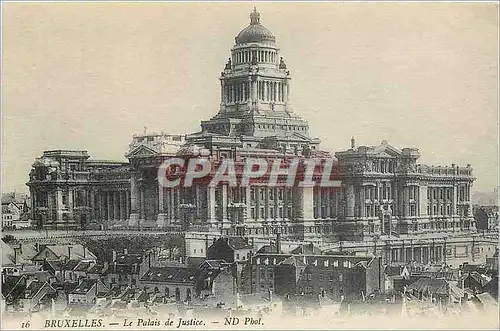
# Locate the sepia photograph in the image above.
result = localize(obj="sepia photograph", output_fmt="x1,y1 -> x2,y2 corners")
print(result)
1,1 -> 499,330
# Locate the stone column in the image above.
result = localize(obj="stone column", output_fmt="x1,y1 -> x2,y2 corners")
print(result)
403,186 -> 410,217
106,192 -> 112,223
206,186 -> 217,227
89,189 -> 95,222
251,78 -> 257,102
120,191 -> 125,220
293,185 -> 314,221
245,187 -> 251,222
157,184 -> 167,227
112,191 -> 118,222
263,80 -> 268,102
129,172 -> 140,226
220,80 -> 225,105
55,189 -> 63,224
140,186 -> 145,222
195,186 -> 201,220
222,185 -> 229,228
165,188 -> 171,220
68,189 -> 74,225
125,191 -> 130,220
360,186 -> 366,218
346,183 -> 355,219
98,191 -> 104,221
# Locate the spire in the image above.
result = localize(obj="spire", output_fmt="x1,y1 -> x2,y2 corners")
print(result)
250,7 -> 260,25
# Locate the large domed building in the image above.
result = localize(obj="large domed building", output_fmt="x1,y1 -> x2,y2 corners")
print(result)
26,8 -> 489,269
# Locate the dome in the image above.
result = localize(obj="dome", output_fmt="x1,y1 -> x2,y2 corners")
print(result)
235,8 -> 276,45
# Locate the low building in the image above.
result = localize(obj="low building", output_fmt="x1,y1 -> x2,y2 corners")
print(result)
31,244 -> 97,264
406,277 -> 464,305
68,278 -> 109,305
1,193 -> 31,229
240,253 -> 382,301
207,237 -> 253,263
473,205 -> 499,231
384,265 -> 411,292
461,271 -> 491,294
139,263 -> 236,304
18,280 -> 57,313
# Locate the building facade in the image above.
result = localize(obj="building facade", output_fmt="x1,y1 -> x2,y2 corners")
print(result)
25,9 -> 490,267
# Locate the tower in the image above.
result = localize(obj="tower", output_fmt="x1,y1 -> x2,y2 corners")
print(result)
198,8 -> 319,154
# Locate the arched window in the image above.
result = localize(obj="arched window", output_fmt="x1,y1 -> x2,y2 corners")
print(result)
165,287 -> 170,297
186,288 -> 192,301
175,288 -> 181,301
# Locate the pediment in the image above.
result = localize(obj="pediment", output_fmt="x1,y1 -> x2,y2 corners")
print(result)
126,145 -> 157,158
372,141 -> 402,157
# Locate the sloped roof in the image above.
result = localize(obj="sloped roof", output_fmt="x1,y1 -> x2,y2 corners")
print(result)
257,244 -> 282,254
239,293 -> 277,306
2,275 -> 25,298
227,237 -> 252,250
290,243 -> 322,255
24,281 -> 56,299
407,278 -> 450,295
71,279 -> 97,294
109,263 -> 140,275
34,244 -> 96,260
278,256 -> 306,268
88,264 -> 107,274
74,261 -> 93,272
115,253 -> 143,265
186,257 -> 206,268
200,260 -> 226,269
475,292 -> 498,307
140,267 -> 198,284
64,259 -> 81,271
464,271 -> 490,287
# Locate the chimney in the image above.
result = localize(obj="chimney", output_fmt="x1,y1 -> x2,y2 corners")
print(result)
13,248 -> 18,264
276,233 -> 281,254
112,250 -> 117,262
351,137 -> 356,149
124,248 -> 128,255
268,289 -> 273,302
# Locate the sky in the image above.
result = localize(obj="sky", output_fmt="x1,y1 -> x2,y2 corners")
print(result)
2,2 -> 498,193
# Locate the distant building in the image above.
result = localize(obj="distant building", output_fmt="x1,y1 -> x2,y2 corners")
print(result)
31,244 -> 97,264
474,205 -> 498,231
1,193 -> 31,229
68,278 -> 108,305
240,253 -> 382,301
207,237 -> 253,263
138,263 -> 236,303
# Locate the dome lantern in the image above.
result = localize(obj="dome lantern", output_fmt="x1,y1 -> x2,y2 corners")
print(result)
235,7 -> 276,45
